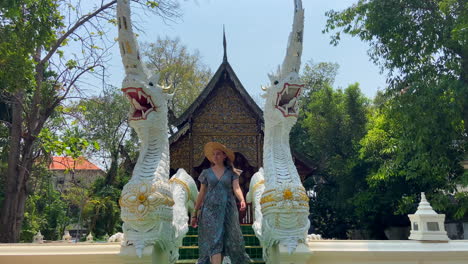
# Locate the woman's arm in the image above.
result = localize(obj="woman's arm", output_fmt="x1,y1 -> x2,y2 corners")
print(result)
194,184 -> 207,212
191,184 -> 207,227
232,179 -> 246,211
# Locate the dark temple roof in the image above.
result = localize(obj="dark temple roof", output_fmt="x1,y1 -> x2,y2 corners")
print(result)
171,59 -> 263,131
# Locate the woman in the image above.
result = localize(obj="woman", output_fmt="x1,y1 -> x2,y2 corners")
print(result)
191,142 -> 251,264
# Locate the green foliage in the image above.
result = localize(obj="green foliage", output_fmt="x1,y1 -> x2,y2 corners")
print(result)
0,0 -> 63,93
292,61 -> 341,160
143,36 -> 212,118
21,165 -> 69,242
324,0 -> 467,81
359,76 -> 467,224
39,126 -> 98,158
64,86 -> 138,236
72,85 -> 136,185
146,1 -> 159,8
0,0 -> 181,242
292,69 -> 370,238
323,0 -> 468,131
318,0 -> 468,237
301,61 -> 340,95
82,178 -> 121,237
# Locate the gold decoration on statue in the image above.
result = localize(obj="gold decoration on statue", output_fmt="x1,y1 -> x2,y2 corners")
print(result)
260,194 -> 276,204
283,189 -> 293,200
138,194 -> 146,202
120,181 -> 174,220
251,180 -> 265,194
260,187 -> 310,205
169,177 -> 191,197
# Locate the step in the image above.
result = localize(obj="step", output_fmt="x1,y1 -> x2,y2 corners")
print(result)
182,225 -> 264,262
240,224 -> 256,235
187,224 -> 256,236
176,258 -> 265,264
183,234 -> 260,246
179,245 -> 263,260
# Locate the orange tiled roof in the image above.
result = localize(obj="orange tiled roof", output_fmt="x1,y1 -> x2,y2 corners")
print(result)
49,156 -> 102,171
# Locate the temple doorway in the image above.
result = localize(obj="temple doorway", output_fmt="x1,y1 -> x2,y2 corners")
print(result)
193,152 -> 257,195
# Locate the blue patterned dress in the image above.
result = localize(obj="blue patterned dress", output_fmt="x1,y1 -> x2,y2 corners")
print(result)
196,167 -> 251,264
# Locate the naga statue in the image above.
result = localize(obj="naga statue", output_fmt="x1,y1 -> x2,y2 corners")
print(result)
169,168 -> 198,250
116,0 -> 197,262
247,168 -> 265,239
247,0 -> 310,262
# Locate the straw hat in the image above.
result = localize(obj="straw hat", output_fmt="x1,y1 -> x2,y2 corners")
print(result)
204,142 -> 235,164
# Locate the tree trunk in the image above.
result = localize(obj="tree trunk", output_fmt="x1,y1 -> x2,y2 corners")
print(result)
0,90 -> 47,242
460,54 -> 468,133
105,149 -> 119,185
0,92 -> 24,243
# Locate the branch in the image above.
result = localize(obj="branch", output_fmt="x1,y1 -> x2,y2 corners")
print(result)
118,126 -> 129,147
40,0 -> 117,66
62,65 -> 102,101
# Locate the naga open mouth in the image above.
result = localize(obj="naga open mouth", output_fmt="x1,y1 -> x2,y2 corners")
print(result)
275,83 -> 303,117
122,87 -> 157,120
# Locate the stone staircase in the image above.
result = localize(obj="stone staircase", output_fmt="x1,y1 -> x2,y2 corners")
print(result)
176,224 -> 265,263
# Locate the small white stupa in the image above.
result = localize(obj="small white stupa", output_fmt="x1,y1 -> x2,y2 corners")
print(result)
408,192 -> 449,241
32,231 -> 44,243
62,230 -> 72,242
86,233 -> 94,242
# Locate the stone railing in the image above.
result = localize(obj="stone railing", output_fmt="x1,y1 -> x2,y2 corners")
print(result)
2,240 -> 468,264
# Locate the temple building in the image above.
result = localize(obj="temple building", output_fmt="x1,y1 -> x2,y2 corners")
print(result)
169,35 -> 313,195
49,156 -> 105,192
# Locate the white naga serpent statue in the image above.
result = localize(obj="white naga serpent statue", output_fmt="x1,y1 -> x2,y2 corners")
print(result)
247,0 -> 310,262
116,0 -> 197,262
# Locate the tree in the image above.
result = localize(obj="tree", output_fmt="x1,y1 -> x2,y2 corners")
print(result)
142,36 -> 212,125
21,168 -> 70,241
301,60 -> 340,96
0,0 -> 180,243
324,0 -> 468,228
291,61 -> 340,158
82,180 -> 121,238
68,86 -> 138,237
291,77 -> 370,238
73,85 -> 135,185
358,76 -> 467,231
324,0 -> 468,128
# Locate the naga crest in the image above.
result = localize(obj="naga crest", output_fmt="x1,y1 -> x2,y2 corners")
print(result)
117,0 -> 172,130
262,0 -> 304,127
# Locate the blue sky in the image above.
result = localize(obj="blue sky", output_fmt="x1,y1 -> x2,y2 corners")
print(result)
99,0 -> 387,100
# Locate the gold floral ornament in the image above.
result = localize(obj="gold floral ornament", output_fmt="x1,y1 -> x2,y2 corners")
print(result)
283,189 -> 293,200
260,186 -> 310,211
120,181 -> 174,220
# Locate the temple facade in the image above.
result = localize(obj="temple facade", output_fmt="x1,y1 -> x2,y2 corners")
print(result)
168,47 -> 313,194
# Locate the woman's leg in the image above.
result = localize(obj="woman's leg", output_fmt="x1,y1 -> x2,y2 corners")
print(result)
210,253 -> 223,264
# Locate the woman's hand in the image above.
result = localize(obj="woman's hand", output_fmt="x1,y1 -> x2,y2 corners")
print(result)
191,216 -> 198,228
239,200 -> 246,212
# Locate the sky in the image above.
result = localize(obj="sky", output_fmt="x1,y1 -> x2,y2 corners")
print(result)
95,0 -> 387,101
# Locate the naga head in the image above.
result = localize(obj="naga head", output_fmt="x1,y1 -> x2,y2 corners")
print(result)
117,0 -> 172,130
121,73 -> 172,130
263,71 -> 304,128
262,0 -> 304,129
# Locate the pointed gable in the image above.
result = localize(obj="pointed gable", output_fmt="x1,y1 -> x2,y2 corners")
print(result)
172,60 -> 263,130
169,59 -> 265,177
